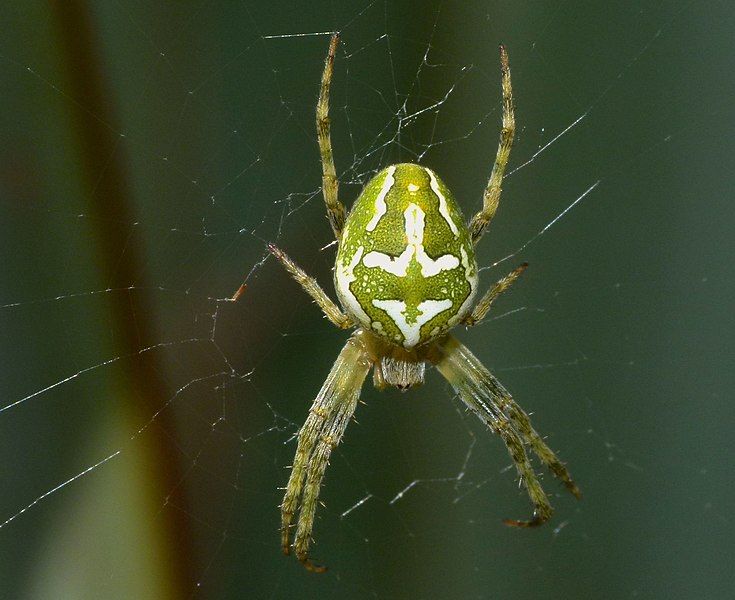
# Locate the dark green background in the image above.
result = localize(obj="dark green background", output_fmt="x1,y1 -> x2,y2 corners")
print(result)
1,2 -> 733,598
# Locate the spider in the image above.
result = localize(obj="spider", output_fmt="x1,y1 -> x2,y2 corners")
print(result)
268,34 -> 580,572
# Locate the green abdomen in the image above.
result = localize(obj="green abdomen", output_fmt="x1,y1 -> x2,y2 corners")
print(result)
335,164 -> 478,349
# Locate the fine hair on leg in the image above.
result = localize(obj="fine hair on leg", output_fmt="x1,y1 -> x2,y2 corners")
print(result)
316,33 -> 346,239
469,45 -> 515,244
267,243 -> 353,330
463,262 -> 528,327
280,332 -> 372,571
430,335 -> 579,526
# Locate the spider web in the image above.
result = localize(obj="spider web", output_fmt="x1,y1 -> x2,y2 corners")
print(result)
1,1 -> 733,598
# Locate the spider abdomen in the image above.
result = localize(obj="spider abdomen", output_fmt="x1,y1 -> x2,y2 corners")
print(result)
335,163 -> 478,349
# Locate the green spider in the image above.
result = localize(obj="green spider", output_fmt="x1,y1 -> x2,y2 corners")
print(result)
269,34 -> 580,572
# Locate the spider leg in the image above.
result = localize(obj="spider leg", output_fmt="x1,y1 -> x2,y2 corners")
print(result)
463,262 -> 528,327
317,33 -> 346,240
430,335 -> 579,526
268,243 -> 354,329
469,45 -> 515,245
281,332 -> 372,571
280,404 -> 330,556
482,368 -> 581,499
293,405 -> 353,571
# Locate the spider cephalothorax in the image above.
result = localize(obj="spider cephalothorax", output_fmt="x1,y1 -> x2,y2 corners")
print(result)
266,34 -> 580,572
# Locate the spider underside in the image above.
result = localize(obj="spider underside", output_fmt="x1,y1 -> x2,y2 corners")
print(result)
267,34 -> 580,573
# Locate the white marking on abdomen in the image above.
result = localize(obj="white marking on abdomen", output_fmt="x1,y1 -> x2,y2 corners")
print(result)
426,168 -> 459,236
362,203 -> 459,277
447,245 -> 478,326
365,165 -> 396,232
372,298 -> 453,348
335,246 -> 370,324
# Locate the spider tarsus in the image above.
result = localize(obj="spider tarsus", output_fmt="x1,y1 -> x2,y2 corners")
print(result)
281,523 -> 294,555
229,282 -> 247,301
301,557 -> 328,573
502,513 -> 549,528
498,44 -> 509,69
503,505 -> 552,528
547,462 -> 581,498
566,480 -> 582,499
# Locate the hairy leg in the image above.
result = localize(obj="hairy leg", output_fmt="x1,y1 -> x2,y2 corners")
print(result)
469,45 -> 515,244
268,243 -> 353,329
281,332 -> 372,571
316,33 -> 346,239
430,335 -> 579,525
463,262 -> 528,326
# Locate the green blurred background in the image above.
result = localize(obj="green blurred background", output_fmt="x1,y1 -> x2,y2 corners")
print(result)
1,1 -> 733,598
